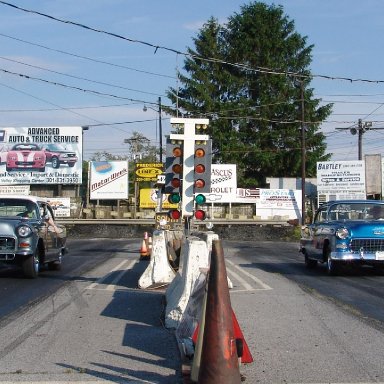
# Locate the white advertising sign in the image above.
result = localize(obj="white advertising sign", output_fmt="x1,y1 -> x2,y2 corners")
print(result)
90,161 -> 129,200
0,185 -> 30,195
0,127 -> 83,185
259,189 -> 301,209
257,189 -> 302,221
204,164 -> 237,203
382,157 -> 384,198
317,160 -> 365,193
47,197 -> 71,217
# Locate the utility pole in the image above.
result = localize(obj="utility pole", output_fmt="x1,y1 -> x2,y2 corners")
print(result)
300,81 -> 306,226
158,96 -> 163,163
143,98 -> 163,163
336,119 -> 373,160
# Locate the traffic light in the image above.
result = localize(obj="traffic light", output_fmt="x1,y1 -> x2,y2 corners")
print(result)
194,193 -> 206,220
194,139 -> 212,193
165,138 -> 183,219
193,139 -> 212,220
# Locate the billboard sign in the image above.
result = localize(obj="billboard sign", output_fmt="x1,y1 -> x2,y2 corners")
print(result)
0,126 -> 83,185
317,160 -> 365,194
47,197 -> 71,217
90,161 -> 129,200
139,188 -> 178,209
135,162 -> 164,182
204,164 -> 237,203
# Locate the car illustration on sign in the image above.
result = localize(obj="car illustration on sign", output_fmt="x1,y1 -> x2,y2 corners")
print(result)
0,144 -> 9,164
0,195 -> 67,278
41,143 -> 78,168
6,143 -> 46,172
300,200 -> 384,275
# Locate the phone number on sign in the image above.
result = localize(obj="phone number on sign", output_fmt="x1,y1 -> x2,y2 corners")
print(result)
42,177 -> 80,183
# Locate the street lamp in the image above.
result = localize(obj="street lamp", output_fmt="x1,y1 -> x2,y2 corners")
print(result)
143,96 -> 163,163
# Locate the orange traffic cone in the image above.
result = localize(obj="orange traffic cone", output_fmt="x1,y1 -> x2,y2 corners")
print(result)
147,236 -> 152,256
140,232 -> 149,259
232,309 -> 253,364
197,239 -> 242,383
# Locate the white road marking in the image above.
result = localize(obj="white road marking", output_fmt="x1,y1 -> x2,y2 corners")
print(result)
106,259 -> 137,291
226,266 -> 253,291
86,257 -> 272,294
86,259 -> 136,291
226,259 -> 273,291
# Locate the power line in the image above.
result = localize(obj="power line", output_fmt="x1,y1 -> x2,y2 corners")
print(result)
2,0 -> 384,84
0,32 -> 175,80
0,56 -> 163,97
0,67 -> 159,104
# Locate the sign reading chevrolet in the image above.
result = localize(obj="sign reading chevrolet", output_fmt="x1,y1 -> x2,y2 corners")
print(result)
135,163 -> 164,182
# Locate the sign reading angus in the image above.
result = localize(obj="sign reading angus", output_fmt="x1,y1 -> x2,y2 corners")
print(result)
0,127 -> 83,185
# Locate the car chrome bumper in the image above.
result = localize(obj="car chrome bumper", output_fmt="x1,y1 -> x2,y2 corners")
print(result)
331,251 -> 384,262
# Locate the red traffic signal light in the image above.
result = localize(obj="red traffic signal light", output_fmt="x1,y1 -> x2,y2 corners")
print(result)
194,209 -> 206,220
169,209 -> 181,220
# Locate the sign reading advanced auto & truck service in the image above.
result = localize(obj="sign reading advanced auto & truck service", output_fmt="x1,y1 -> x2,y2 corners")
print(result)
0,126 -> 83,185
317,160 -> 365,193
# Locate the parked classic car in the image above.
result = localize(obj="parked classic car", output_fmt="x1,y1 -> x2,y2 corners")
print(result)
300,200 -> 384,274
0,195 -> 67,278
6,143 -> 46,172
41,143 -> 78,168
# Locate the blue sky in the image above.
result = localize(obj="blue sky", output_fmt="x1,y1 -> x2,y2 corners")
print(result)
0,0 -> 384,161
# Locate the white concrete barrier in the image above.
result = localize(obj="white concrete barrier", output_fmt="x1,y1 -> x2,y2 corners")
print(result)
138,230 -> 176,289
165,236 -> 210,329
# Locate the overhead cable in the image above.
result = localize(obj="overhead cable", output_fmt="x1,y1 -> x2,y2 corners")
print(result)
1,0 -> 384,84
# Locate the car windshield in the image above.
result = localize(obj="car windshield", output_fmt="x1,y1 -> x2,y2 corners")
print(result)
0,199 -> 38,218
328,202 -> 384,221
43,144 -> 67,151
12,143 -> 40,151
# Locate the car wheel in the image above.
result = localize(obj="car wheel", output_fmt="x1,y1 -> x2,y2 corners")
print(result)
52,157 -> 60,168
326,253 -> 340,276
48,252 -> 62,271
22,250 -> 40,278
304,252 -> 318,269
6,165 -> 12,172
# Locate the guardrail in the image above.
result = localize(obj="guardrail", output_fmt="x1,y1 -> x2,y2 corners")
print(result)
57,218 -> 292,226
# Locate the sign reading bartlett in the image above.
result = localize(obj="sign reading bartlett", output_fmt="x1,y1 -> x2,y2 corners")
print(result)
317,161 -> 365,193
90,161 -> 129,200
0,126 -> 83,185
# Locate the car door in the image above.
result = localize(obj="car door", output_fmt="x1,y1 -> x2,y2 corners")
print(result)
303,207 -> 327,259
38,202 -> 57,261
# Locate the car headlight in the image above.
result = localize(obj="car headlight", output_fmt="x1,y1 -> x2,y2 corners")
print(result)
336,227 -> 350,239
17,225 -> 33,237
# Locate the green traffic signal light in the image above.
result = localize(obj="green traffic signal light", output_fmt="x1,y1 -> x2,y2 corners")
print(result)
168,192 -> 181,204
195,193 -> 206,205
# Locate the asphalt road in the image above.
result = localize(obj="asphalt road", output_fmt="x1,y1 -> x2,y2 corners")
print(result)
0,238 -> 383,383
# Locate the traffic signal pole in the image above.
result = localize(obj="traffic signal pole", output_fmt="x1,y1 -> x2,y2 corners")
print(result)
169,118 -> 210,217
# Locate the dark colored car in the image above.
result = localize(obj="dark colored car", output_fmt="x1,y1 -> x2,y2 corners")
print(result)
0,195 -> 67,278
6,143 -> 46,172
300,200 -> 384,275
41,143 -> 78,168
